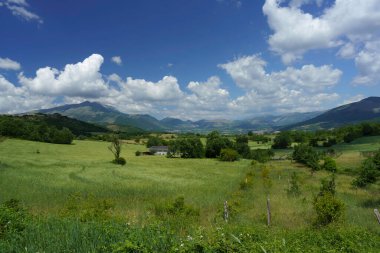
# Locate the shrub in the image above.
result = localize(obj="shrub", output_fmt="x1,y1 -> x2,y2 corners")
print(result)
250,149 -> 274,163
0,199 -> 28,239
287,172 -> 301,197
352,159 -> 378,187
135,151 -> 141,156
322,157 -> 337,173
313,175 -> 344,226
113,157 -> 126,165
319,175 -> 336,196
239,171 -> 254,190
219,148 -> 239,161
292,144 -> 321,174
112,239 -> 145,253
313,193 -> 344,226
154,196 -> 199,217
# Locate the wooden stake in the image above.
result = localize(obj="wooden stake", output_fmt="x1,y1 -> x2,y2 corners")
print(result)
374,209 -> 380,224
267,197 -> 271,226
224,200 -> 229,222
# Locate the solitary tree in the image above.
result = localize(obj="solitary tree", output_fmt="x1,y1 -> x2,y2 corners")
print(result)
109,135 -> 126,165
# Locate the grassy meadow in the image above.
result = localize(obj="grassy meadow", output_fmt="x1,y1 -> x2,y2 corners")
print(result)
0,137 -> 380,252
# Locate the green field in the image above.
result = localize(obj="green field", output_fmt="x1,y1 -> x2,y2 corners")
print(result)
0,137 -> 379,252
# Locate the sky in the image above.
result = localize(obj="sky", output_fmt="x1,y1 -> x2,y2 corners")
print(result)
0,0 -> 379,120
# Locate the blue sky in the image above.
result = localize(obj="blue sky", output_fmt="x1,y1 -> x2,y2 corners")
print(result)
0,0 -> 379,120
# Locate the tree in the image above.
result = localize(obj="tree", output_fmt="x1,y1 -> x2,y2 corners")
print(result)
235,135 -> 251,158
205,131 -> 233,158
109,135 -> 125,165
352,159 -> 378,187
219,148 -> 239,161
322,157 -> 337,173
146,136 -> 166,148
292,144 -> 321,174
272,132 -> 292,149
168,137 -> 204,158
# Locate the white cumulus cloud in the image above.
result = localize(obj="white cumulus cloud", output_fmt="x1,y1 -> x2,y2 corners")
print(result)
263,0 -> 380,65
19,54 -> 109,98
111,56 -> 122,65
0,57 -> 21,70
220,55 -> 341,115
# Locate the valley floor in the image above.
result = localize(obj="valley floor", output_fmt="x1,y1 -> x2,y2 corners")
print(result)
0,138 -> 379,252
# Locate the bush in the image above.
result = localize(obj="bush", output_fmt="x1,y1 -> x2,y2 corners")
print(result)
287,172 -> 301,197
219,148 -> 239,162
154,196 -> 199,217
352,159 -> 378,187
250,149 -> 274,163
313,175 -> 344,226
113,157 -> 126,165
0,199 -> 28,239
292,144 -> 321,173
135,151 -> 141,156
313,193 -> 344,226
322,157 -> 337,173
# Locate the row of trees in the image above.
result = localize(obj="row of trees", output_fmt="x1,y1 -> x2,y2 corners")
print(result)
0,116 -> 74,144
145,131 -> 274,161
272,122 -> 380,149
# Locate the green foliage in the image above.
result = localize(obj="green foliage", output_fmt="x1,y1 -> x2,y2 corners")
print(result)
292,144 -> 321,173
0,199 -> 27,239
135,150 -> 141,156
313,193 -> 344,226
272,131 -> 292,149
146,136 -> 167,148
112,240 -> 146,253
167,137 -> 204,158
322,157 -> 337,173
352,159 -> 378,187
239,171 -> 254,190
114,157 -> 127,165
313,175 -> 344,226
248,132 -> 271,143
205,131 -> 233,158
154,197 -> 199,217
61,193 -> 114,222
261,166 -> 272,192
250,149 -> 274,163
0,115 -> 74,144
235,135 -> 251,158
319,175 -> 336,196
219,148 -> 239,162
287,172 -> 301,197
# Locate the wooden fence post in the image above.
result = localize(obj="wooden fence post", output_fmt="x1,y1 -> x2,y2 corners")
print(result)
374,209 -> 380,224
224,200 -> 229,222
267,197 -> 271,226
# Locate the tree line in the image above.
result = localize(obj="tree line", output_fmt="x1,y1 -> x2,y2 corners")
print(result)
0,115 -> 74,144
272,122 -> 380,149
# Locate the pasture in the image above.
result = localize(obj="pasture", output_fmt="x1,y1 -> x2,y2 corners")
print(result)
0,137 -> 379,252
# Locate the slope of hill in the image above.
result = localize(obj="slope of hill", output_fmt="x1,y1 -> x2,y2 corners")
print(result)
285,97 -> 380,130
35,101 -> 324,132
38,101 -> 163,131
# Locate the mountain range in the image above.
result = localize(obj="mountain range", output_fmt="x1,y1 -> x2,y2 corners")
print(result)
33,96 -> 380,133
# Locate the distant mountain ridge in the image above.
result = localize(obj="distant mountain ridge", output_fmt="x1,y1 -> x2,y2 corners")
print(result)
284,97 -> 380,130
33,101 -> 322,132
